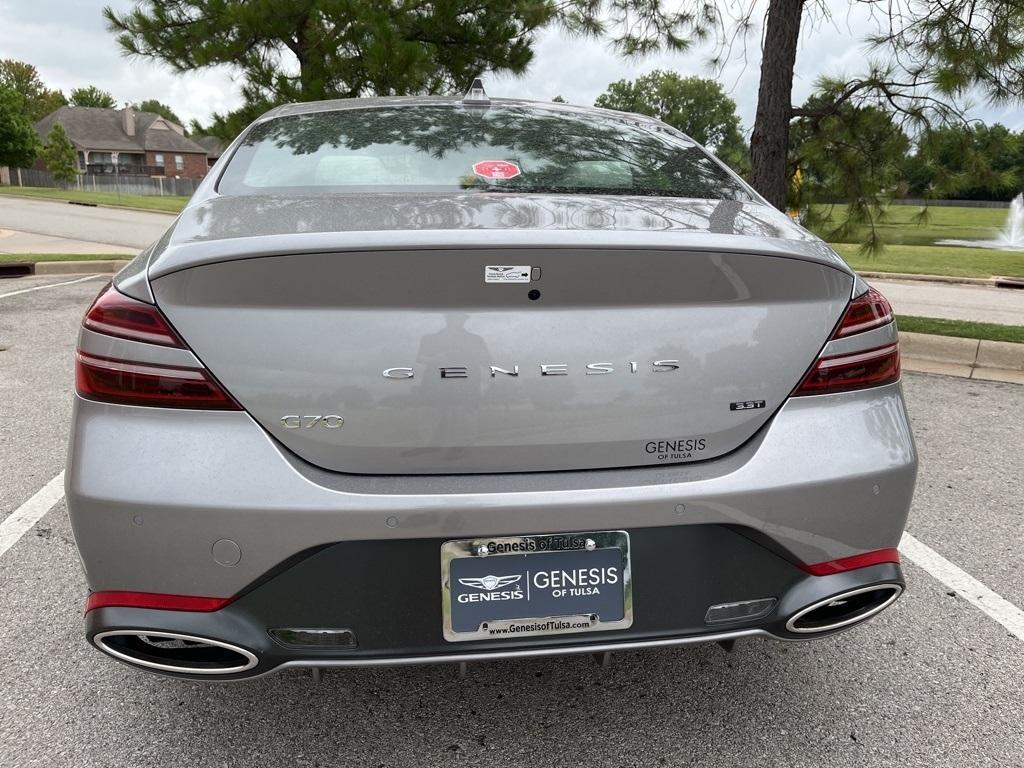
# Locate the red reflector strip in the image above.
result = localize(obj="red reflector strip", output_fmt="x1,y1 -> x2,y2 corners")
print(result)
76,352 -> 241,410
801,547 -> 901,576
86,591 -> 234,613
793,344 -> 900,396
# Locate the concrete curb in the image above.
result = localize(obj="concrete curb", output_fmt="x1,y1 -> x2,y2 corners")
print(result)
861,271 -> 995,286
30,259 -> 131,275
862,271 -> 1024,290
900,331 -> 1024,384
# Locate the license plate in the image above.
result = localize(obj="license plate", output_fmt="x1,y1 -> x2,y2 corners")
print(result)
441,531 -> 632,642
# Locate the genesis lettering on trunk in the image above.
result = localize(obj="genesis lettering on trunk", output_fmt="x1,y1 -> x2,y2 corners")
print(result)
382,360 -> 681,379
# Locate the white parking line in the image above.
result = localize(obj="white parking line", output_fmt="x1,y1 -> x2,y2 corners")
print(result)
0,472 -> 65,559
0,274 -> 103,300
900,531 -> 1024,642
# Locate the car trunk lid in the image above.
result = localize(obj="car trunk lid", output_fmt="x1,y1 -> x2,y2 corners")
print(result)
152,243 -> 852,474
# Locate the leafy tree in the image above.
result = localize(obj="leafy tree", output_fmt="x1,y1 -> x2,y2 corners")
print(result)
790,89 -> 910,253
106,1 -> 1024,219
0,59 -> 66,121
104,0 -> 690,139
595,70 -> 747,171
0,85 -> 40,168
69,85 -> 117,108
133,99 -> 181,125
959,124 -> 1021,200
904,124 -> 1020,201
754,1 -> 1024,209
585,2 -> 1022,211
40,123 -> 78,185
551,95 -> 567,103
596,72 -> 741,150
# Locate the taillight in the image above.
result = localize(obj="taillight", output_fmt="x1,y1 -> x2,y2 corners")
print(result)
793,287 -> 900,396
76,352 -> 240,409
83,283 -> 183,346
794,344 -> 900,395
834,287 -> 893,337
76,284 -> 240,410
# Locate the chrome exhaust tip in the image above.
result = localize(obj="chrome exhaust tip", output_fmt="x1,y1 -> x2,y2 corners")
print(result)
93,630 -> 258,675
785,584 -> 903,634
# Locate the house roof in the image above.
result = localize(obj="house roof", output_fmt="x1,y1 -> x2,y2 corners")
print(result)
192,134 -> 230,159
35,107 -> 208,155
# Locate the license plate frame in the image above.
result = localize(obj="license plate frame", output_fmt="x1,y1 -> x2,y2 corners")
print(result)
441,531 -> 632,642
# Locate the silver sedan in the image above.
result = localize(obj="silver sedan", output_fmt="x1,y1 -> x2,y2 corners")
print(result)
67,85 -> 916,679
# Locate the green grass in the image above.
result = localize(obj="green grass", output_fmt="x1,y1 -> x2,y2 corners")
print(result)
897,315 -> 1024,344
814,203 -> 1024,278
834,243 -> 1024,278
810,203 -> 1009,246
0,185 -> 187,213
0,253 -> 131,263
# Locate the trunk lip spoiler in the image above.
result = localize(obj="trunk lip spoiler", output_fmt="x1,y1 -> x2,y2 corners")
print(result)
144,230 -> 853,281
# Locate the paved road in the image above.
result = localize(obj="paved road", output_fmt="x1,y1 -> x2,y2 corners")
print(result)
1,274 -> 1021,766
0,197 -> 172,251
0,228 -> 136,256
869,278 -> 1024,325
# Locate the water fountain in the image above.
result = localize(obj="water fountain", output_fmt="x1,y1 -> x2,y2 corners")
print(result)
937,192 -> 1024,250
1002,193 -> 1024,248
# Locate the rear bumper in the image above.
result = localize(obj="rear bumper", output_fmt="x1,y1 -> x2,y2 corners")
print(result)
66,382 -> 916,597
84,529 -> 905,680
67,382 -> 916,676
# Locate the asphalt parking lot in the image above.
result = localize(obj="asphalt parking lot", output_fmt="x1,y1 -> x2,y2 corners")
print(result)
1,273 -> 1022,767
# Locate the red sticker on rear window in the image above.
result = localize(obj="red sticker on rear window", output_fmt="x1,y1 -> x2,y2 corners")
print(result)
472,160 -> 521,180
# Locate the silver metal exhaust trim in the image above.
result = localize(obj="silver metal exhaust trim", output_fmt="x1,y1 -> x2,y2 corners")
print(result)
785,584 -> 903,634
93,630 -> 259,675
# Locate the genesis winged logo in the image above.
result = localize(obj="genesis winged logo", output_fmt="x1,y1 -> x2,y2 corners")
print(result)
458,574 -> 522,591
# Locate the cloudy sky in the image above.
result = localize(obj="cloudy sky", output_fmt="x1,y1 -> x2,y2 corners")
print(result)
2,0 -> 1021,134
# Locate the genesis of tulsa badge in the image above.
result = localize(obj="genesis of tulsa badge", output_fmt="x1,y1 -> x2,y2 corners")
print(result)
484,265 -> 531,283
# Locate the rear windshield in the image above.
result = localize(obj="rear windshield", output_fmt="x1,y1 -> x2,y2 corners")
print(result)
218,105 -> 752,201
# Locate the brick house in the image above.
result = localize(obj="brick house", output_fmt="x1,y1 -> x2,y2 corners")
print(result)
193,134 -> 230,169
34,106 -> 208,179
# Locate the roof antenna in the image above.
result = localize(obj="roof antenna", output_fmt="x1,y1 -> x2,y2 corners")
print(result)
462,77 -> 490,107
